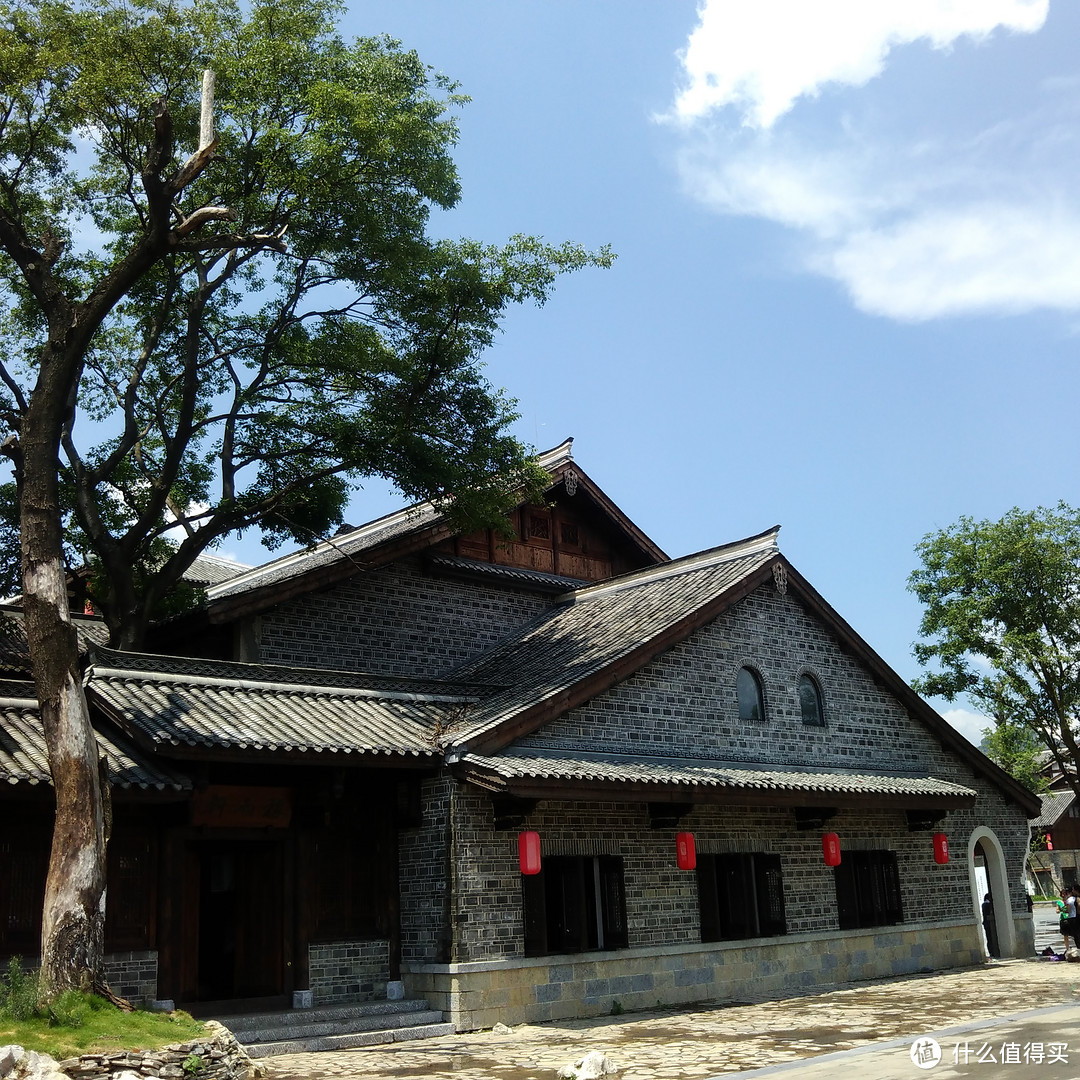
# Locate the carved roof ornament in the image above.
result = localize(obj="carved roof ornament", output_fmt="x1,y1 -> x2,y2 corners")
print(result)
564,469 -> 579,497
772,562 -> 788,596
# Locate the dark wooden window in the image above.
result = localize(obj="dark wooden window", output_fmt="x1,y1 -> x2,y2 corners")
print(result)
105,828 -> 155,950
736,667 -> 766,722
528,514 -> 550,540
523,855 -> 627,956
798,674 -> 825,726
310,829 -> 388,940
697,853 -> 786,941
0,830 -> 49,955
834,850 -> 903,929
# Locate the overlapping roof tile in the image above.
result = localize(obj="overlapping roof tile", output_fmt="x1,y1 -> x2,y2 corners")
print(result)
0,682 -> 190,792
1031,789 -> 1076,829
456,749 -> 978,803
86,649 -> 479,761
447,529 -> 780,747
206,441 -> 579,603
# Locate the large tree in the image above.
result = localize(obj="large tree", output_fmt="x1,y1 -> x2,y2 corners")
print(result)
0,0 -> 609,996
909,503 -> 1080,801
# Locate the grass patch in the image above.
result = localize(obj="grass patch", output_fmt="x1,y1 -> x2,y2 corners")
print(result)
0,959 -> 206,1061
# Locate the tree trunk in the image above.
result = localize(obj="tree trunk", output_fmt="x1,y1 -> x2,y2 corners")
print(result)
20,353 -> 107,999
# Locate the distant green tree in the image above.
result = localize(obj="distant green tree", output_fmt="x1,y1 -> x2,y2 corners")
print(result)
980,718 -> 1048,794
0,0 -> 610,997
909,503 -> 1080,802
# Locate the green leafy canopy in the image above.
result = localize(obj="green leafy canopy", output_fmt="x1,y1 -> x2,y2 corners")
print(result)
909,502 -> 1080,797
0,0 -> 613,643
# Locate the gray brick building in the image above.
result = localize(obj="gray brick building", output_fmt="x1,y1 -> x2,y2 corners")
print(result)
0,440 -> 1039,1029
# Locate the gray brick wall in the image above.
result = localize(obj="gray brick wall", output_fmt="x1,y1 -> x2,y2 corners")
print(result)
309,939 -> 389,1004
257,558 -> 550,676
103,950 -> 157,1007
444,582 -> 1031,963
399,773 -> 453,964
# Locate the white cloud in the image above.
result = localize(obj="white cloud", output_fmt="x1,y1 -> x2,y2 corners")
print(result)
667,1 -> 1080,321
824,202 -> 1080,320
675,0 -> 1048,128
941,706 -> 992,747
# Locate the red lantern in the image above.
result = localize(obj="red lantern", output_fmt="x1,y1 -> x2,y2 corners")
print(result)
676,832 -> 696,871
822,832 -> 841,866
1047,834 -> 1054,851
518,831 -> 541,875
933,832 -> 949,864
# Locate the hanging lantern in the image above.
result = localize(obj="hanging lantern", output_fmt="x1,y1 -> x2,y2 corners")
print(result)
676,832 -> 696,871
822,832 -> 841,866
933,832 -> 949,864
1046,833 -> 1054,851
518,830 -> 541,875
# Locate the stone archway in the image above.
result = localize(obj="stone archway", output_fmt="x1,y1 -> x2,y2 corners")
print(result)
967,826 -> 1015,958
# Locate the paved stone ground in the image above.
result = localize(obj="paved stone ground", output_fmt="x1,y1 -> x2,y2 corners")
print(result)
264,959 -> 1080,1080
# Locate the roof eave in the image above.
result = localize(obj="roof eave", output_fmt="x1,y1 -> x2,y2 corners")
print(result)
457,557 -> 781,756
781,564 -> 1043,819
452,763 -> 976,811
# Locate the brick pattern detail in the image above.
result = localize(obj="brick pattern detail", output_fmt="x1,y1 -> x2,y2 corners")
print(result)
258,558 -> 549,676
102,950 -> 158,1008
309,940 -> 390,1004
399,773 -> 453,964
509,585 -> 1031,920
405,922 -> 986,1031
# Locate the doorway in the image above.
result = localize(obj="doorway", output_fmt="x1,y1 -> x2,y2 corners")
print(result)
967,826 -> 1015,959
194,839 -> 285,1002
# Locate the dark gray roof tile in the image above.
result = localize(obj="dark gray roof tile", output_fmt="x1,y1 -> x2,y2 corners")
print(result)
447,529 -> 780,746
87,651 -> 472,760
0,689 -> 190,792
457,750 -> 978,801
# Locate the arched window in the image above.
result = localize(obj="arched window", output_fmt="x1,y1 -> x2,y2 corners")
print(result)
798,673 -> 825,727
736,666 -> 765,722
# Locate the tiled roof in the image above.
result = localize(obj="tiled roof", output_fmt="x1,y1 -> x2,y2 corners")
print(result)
455,750 -> 979,804
206,440 -> 579,603
0,612 -> 109,673
86,649 -> 475,761
446,529 -> 781,748
0,682 -> 190,793
1032,789 -> 1076,828
183,552 -> 252,586
426,553 -> 589,592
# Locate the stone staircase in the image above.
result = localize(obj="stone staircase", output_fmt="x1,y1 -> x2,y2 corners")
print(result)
213,998 -> 455,1057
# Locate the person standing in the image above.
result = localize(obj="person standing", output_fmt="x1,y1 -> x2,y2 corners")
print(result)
982,893 -> 1000,958
1066,886 -> 1080,949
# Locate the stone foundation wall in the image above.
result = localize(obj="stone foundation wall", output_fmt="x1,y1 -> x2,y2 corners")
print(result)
309,940 -> 389,1005
405,920 -> 983,1031
103,950 -> 158,1008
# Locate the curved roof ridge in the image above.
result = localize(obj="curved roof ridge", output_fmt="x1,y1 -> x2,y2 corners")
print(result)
559,525 -> 780,604
205,438 -> 580,603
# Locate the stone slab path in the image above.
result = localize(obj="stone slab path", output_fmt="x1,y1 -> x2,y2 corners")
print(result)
264,960 -> 1080,1080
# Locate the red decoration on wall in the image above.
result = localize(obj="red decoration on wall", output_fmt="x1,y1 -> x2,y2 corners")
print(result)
933,832 -> 949,864
1046,834 -> 1054,851
822,832 -> 841,866
519,831 -> 542,875
676,832 -> 696,871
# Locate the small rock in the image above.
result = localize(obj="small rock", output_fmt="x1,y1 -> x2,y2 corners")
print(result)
491,1023 -> 512,1035
557,1050 -> 619,1080
111,1072 -> 143,1080
0,1046 -> 22,1079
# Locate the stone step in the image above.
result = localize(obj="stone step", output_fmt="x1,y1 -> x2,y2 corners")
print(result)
216,997 -> 433,1034
243,1020 -> 457,1058
231,1007 -> 447,1046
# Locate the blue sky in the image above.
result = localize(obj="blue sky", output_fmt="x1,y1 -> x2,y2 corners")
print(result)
227,0 -> 1079,747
